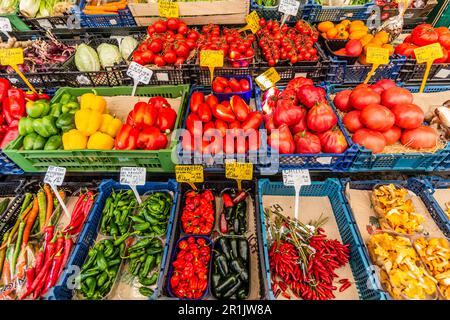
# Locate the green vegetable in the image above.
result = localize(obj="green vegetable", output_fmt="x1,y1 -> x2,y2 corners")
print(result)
61,101 -> 80,114
237,288 -> 247,300
211,272 -> 221,298
18,117 -> 34,136
230,238 -> 239,259
139,273 -> 158,286
75,44 -> 101,72
215,275 -> 237,294
44,135 -> 62,150
97,43 -> 123,69
0,198 -> 10,216
223,278 -> 243,298
23,133 -> 46,150
49,103 -> 62,118
32,115 -> 58,138
216,254 -> 229,277
119,36 -> 138,60
133,192 -> 171,237
219,238 -> 232,260
230,259 -> 248,282
56,113 -> 75,132
139,287 -> 154,297
239,239 -> 248,263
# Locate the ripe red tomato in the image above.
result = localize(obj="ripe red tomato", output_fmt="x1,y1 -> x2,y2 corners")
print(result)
381,126 -> 402,145
435,46 -> 448,63
190,92 -> 205,114
224,87 -> 233,93
153,20 -> 167,33
149,39 -> 163,53
167,18 -> 179,31
141,50 -> 155,64
320,129 -> 348,153
333,89 -> 353,112
360,104 -> 395,132
349,88 -> 381,110
381,87 -> 413,109
345,39 -> 363,57
132,51 -> 145,65
352,128 -> 386,154
394,43 -> 417,58
175,43 -> 190,58
343,110 -> 363,133
228,78 -> 241,92
154,55 -> 166,67
391,103 -> 424,129
374,79 -> 396,92
435,26 -> 450,36
239,79 -> 250,91
175,57 -> 185,65
439,33 -> 450,50
163,50 -> 177,64
401,126 -> 438,149
294,131 -> 321,154
411,24 -> 439,47
206,95 -> 219,107
178,22 -> 189,35
306,102 -> 338,133
212,82 -> 224,93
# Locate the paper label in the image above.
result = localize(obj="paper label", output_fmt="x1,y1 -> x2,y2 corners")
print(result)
255,67 -> 281,90
120,167 -> 146,186
109,19 -> 118,25
316,157 -> 332,165
245,11 -> 260,34
278,0 -> 300,16
156,72 -> 169,81
175,165 -> 204,183
282,169 -> 311,187
44,166 -> 66,186
0,18 -> 12,32
158,0 -> 179,18
414,43 -> 444,64
200,50 -> 224,68
0,48 -> 24,66
435,68 -> 450,79
366,47 -> 389,65
127,61 -> 153,84
225,162 -> 253,181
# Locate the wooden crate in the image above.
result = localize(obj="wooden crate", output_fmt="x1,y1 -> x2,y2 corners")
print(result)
128,0 -> 250,26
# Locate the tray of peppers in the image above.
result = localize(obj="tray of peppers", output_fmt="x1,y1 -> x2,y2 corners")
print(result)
219,189 -> 249,236
0,181 -> 96,300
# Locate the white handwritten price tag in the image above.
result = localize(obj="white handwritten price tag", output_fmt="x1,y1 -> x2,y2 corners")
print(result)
282,169 -> 311,220
120,167 -> 146,203
0,18 -> 12,32
44,166 -> 69,218
44,166 -> 66,186
279,0 -> 300,16
127,61 -> 153,96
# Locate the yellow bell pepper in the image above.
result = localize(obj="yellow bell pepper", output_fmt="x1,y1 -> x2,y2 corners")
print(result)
62,129 -> 88,150
87,132 -> 115,150
75,109 -> 103,136
99,114 -> 122,138
80,91 -> 106,114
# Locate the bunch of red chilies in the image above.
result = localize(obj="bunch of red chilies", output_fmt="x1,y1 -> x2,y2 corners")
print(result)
20,190 -> 95,299
269,227 -> 350,300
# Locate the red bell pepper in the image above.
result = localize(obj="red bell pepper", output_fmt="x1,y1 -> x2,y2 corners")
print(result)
0,126 -> 18,149
115,124 -> 140,150
37,93 -> 51,100
148,96 -> 170,109
0,78 -> 11,102
156,105 -> 177,133
137,126 -> 168,150
127,101 -> 158,129
211,104 -> 235,123
25,91 -> 38,102
3,88 -> 25,126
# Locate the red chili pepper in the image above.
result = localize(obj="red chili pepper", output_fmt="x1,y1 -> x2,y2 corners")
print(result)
55,235 -> 64,254
34,249 -> 45,276
58,236 -> 73,278
222,193 -> 234,208
37,93 -> 51,100
44,233 -> 58,264
339,282 -> 351,292
233,190 -> 248,203
25,91 -> 38,101
25,267 -> 35,293
339,278 -> 349,284
20,254 -> 54,300
41,249 -> 64,295
219,213 -> 228,234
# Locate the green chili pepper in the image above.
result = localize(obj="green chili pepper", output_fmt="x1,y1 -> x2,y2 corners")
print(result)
97,271 -> 108,287
230,238 -> 239,259
139,287 -> 154,297
230,259 -> 248,282
96,251 -> 108,271
85,277 -> 97,299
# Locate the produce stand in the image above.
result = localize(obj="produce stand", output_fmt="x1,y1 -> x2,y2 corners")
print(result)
0,3 -> 449,305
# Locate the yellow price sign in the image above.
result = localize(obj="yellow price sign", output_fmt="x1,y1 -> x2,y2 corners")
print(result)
363,47 -> 389,84
414,43 -> 444,92
255,67 -> 281,90
200,49 -> 224,83
158,0 -> 179,18
0,48 -> 36,93
239,11 -> 260,34
175,165 -> 204,190
225,162 -> 253,190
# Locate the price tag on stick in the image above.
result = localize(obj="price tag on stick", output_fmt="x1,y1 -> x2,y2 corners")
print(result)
120,167 -> 146,204
278,0 -> 300,26
282,169 -> 311,220
158,0 -> 179,18
363,47 -> 389,84
414,43 -> 444,93
127,62 -> 153,96
44,166 -> 69,218
225,162 -> 253,191
175,165 -> 204,190
0,17 -> 12,38
200,50 -> 224,83
0,48 -> 37,93
239,11 -> 260,34
255,67 -> 281,90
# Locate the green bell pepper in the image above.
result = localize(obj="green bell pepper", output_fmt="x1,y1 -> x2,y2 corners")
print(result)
49,103 -> 62,118
18,117 -> 34,136
32,115 -> 58,138
23,133 -> 46,150
44,135 -> 62,150
59,93 -> 77,105
61,101 -> 80,114
26,99 -> 50,118
56,113 -> 75,132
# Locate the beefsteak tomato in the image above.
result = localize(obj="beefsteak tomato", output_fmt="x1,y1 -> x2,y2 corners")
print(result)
319,128 -> 348,154
400,126 -> 438,149
294,131 -> 321,154
306,102 -> 338,133
381,87 -> 413,109
391,103 -> 424,129
352,128 -> 386,153
360,104 -> 395,132
343,110 -> 363,133
333,89 -> 352,112
411,24 -> 439,47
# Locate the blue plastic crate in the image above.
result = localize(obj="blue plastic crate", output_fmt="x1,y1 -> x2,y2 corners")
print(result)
340,178 -> 450,299
213,74 -> 253,104
327,84 -> 450,172
48,179 -> 179,300
250,0 -> 313,22
410,177 -> 450,233
0,151 -> 23,175
258,178 -> 384,300
254,85 -> 358,171
325,55 -> 406,84
308,1 -> 374,22
78,0 -> 136,28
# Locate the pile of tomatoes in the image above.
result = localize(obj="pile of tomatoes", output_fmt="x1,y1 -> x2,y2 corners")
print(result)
257,19 -> 319,66
395,24 -> 450,63
198,24 -> 255,68
181,190 -> 215,235
262,76 -> 348,155
334,79 -> 438,154
212,76 -> 251,94
132,18 -> 200,67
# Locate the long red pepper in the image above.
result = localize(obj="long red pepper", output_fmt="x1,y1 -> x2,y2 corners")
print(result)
43,225 -> 54,254
33,269 -> 49,299
25,267 -> 35,293
20,255 -> 54,299
58,236 -> 73,278
41,250 -> 64,296
34,250 -> 45,276
44,233 -> 58,264
63,194 -> 85,234
55,235 -> 64,254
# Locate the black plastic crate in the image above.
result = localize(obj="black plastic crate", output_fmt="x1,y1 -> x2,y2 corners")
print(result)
399,59 -> 450,84
0,180 -> 26,240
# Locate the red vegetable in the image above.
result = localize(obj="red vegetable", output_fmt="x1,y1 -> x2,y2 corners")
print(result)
156,105 -> 177,133
391,103 -> 424,129
306,102 -> 337,133
294,131 -> 321,154
352,128 -> 386,153
211,104 -> 235,123
320,128 -> 348,154
296,85 -> 326,109
381,126 -> 402,145
401,126 -> 438,149
274,99 -> 304,127
411,24 -> 439,47
137,126 -> 168,150
190,92 -> 204,113
360,104 -> 395,132
115,124 -> 140,150
333,90 -> 352,112
381,87 -> 413,109
197,103 -> 212,123
268,124 -> 295,154
222,193 -> 234,208
343,110 -> 363,133
349,88 -> 381,110
230,96 -> 250,122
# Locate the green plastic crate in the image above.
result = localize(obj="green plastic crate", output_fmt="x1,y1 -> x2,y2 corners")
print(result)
4,85 -> 189,173
0,10 -> 31,31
